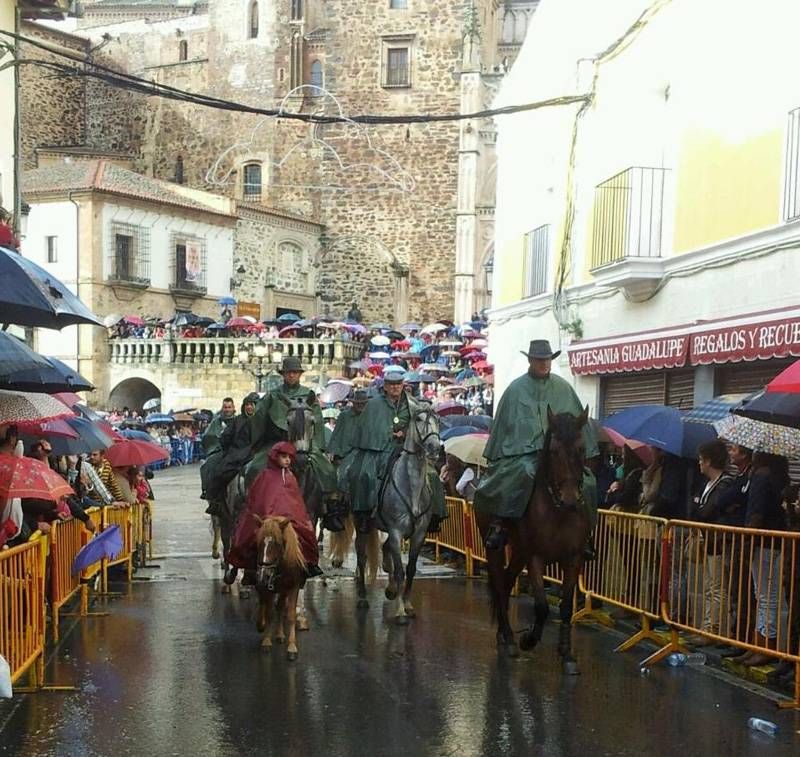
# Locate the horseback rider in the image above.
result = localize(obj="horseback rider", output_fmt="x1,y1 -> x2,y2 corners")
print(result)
200,396 -> 237,511
247,355 -> 342,531
473,340 -> 598,553
205,392 -> 259,514
328,388 -> 368,497
348,372 -> 447,534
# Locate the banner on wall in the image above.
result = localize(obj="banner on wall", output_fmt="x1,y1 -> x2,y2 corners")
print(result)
185,240 -> 201,283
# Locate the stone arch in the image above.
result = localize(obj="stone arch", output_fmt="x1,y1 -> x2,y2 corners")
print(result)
108,378 -> 161,415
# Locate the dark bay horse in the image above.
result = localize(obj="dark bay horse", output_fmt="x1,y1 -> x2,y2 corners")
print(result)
478,406 -> 591,674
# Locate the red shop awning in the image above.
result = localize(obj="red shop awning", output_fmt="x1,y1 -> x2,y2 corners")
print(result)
568,306 -> 800,375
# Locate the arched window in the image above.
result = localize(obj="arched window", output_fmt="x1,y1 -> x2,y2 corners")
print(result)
175,155 -> 184,185
309,60 -> 323,90
248,1 -> 259,39
242,163 -> 262,201
178,40 -> 188,62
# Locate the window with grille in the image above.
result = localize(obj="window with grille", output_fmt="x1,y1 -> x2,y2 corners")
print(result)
249,1 -> 259,38
242,163 -> 262,202
107,223 -> 150,286
171,234 -> 207,293
46,236 -> 57,263
523,224 -> 549,297
384,46 -> 410,88
309,60 -> 323,90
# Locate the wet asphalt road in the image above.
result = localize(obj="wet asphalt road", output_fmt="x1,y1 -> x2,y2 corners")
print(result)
2,465 -> 799,756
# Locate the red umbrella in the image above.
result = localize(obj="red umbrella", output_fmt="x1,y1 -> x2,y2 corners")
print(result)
18,417 -> 79,438
106,439 -> 169,467
0,453 -> 74,501
471,360 -> 493,371
52,391 -> 83,408
464,351 -> 487,361
227,317 -> 257,328
767,360 -> 800,393
123,315 -> 145,326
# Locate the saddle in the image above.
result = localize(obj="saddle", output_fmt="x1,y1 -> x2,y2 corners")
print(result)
376,444 -> 404,507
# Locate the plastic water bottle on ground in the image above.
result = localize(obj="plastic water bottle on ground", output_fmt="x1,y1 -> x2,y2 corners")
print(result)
667,652 -> 706,666
748,718 -> 778,737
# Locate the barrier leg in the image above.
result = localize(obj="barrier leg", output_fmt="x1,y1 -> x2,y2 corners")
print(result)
776,660 -> 800,710
639,625 -> 686,668
613,614 -> 663,653
571,592 -> 615,628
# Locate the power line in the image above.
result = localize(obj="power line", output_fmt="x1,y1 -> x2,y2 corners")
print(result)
2,28 -> 591,125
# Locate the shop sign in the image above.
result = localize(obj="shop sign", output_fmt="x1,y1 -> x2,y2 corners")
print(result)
569,336 -> 688,375
237,301 -> 261,320
691,316 -> 800,365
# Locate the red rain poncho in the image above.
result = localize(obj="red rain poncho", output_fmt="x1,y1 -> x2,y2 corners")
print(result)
228,442 -> 318,569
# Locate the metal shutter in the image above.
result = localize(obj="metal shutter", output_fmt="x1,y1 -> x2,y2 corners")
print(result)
601,373 -> 666,416
666,369 -> 695,409
716,359 -> 795,395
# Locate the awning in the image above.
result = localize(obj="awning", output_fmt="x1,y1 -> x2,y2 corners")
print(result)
568,306 -> 800,375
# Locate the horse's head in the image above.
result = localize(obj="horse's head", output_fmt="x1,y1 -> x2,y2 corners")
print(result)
255,516 -> 306,587
407,406 -> 441,460
544,405 -> 589,509
285,396 -> 316,453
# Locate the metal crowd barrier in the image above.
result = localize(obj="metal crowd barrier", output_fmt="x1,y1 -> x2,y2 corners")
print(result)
48,518 -> 84,641
429,498 -> 469,563
102,506 -> 133,592
0,535 -> 46,688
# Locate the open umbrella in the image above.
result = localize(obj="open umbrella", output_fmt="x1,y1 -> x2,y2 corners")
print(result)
103,313 -> 122,327
205,323 -> 228,332
67,417 -> 116,449
172,412 -> 195,423
145,413 -> 174,425
0,246 -> 104,329
418,373 -> 436,383
370,322 -> 392,332
603,405 -> 716,457
462,376 -> 485,388
277,313 -> 301,323
733,390 -> 800,429
218,295 -> 237,306
0,332 -> 53,376
0,356 -> 94,393
51,391 -> 82,408
368,351 -> 391,360
0,453 -> 74,501
444,433 -> 489,466
0,389 -> 74,423
122,315 -> 145,326
767,360 -> 800,394
419,363 -> 447,373
322,408 -> 340,420
279,324 -> 301,337
119,428 -> 156,441
399,322 -> 421,332
436,400 -> 468,416
320,382 -> 352,404
194,316 -> 215,327
420,323 -> 447,335
439,414 -> 493,431
172,312 -> 199,327
371,335 -> 391,347
142,397 -> 161,411
471,360 -> 493,371
106,439 -> 169,467
683,394 -> 749,425
72,525 -> 123,575
714,414 -> 800,457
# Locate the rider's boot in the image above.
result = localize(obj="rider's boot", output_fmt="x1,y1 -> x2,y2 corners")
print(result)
427,514 -> 443,534
354,512 -> 372,535
321,496 -> 345,532
484,518 -> 508,551
582,534 -> 597,561
223,566 -> 238,585
241,569 -> 256,586
306,563 -> 324,579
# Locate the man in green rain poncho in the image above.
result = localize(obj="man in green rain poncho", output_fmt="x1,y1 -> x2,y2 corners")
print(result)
473,340 -> 598,554
328,388 -> 369,498
246,355 -> 342,531
348,372 -> 447,533
200,396 -> 236,509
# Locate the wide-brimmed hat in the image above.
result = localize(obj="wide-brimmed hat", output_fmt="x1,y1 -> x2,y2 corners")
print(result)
520,339 -> 561,360
278,356 -> 305,373
352,389 -> 369,403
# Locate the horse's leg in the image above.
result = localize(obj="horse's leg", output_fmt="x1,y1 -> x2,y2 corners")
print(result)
519,555 -> 549,652
558,561 -> 581,676
487,542 -> 520,657
220,512 -> 236,593
211,516 -> 221,560
382,539 -> 396,597
385,530 -> 408,625
275,593 -> 287,643
259,592 -> 272,651
286,586 -> 300,661
355,528 -> 370,609
296,586 -> 309,631
402,525 -> 427,619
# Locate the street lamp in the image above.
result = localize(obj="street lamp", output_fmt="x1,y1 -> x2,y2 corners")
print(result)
238,342 -> 284,393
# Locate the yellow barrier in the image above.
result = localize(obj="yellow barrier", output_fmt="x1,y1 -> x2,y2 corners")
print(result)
574,509 -> 670,650
0,536 -> 46,687
101,505 -> 133,592
48,518 -> 85,641
80,508 -> 103,588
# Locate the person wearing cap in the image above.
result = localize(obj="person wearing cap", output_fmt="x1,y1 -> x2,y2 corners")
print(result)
474,339 -> 598,552
349,372 -> 447,532
248,356 -> 340,530
200,396 -> 237,507
328,389 -> 369,497
205,392 -> 259,516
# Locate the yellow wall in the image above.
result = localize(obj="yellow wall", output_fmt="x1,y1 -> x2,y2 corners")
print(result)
495,235 -> 525,306
672,127 -> 783,253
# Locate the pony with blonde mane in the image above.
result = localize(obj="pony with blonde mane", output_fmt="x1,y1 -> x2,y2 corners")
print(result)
254,516 -> 307,660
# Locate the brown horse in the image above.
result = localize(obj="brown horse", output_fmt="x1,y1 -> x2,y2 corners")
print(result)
478,406 -> 591,675
254,516 -> 307,660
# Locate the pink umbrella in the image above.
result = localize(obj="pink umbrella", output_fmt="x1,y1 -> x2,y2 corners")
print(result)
602,427 -> 654,465
279,324 -> 301,337
227,317 -> 257,328
123,315 -> 145,326
435,400 -> 468,416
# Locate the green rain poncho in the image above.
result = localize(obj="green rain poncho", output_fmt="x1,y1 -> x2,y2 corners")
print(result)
473,372 -> 598,521
328,407 -> 364,493
245,382 -> 337,492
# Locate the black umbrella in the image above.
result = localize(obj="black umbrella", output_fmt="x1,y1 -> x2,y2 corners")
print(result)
173,312 -> 199,327
0,356 -> 94,393
0,331 -> 52,374
194,316 -> 215,327
439,414 -> 492,431
0,246 -> 104,328
733,390 -> 800,429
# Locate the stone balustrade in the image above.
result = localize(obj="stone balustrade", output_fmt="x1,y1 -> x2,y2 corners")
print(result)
109,336 -> 364,374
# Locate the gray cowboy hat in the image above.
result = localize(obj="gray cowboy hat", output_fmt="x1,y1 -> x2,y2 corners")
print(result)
278,356 -> 305,373
520,339 -> 561,360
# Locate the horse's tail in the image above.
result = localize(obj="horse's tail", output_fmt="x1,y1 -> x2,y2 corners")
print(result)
329,514 -> 355,565
366,528 -> 380,584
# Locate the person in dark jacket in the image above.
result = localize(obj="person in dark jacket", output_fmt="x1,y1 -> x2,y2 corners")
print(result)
205,393 -> 259,514
639,448 -> 687,518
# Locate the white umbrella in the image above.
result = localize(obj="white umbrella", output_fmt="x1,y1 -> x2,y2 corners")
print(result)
439,339 -> 463,348
103,313 -> 123,327
142,397 -> 161,410
420,322 -> 447,335
368,351 -> 391,360
371,335 -> 391,347
468,338 -> 488,349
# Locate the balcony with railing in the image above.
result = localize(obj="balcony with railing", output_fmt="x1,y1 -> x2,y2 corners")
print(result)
590,166 -> 669,296
109,336 -> 365,376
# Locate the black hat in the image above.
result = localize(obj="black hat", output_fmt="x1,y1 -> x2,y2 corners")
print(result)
279,356 -> 305,373
520,339 -> 561,360
352,389 -> 369,403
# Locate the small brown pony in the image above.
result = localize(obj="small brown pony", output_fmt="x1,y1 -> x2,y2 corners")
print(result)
478,406 -> 591,675
254,516 -> 307,660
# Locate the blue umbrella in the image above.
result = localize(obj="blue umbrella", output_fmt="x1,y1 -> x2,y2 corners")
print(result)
455,368 -> 476,382
218,296 -> 237,306
119,428 -> 154,441
145,413 -> 174,424
67,417 -> 114,450
72,525 -> 123,575
442,425 -> 485,441
733,390 -> 800,430
277,313 -> 301,323
0,356 -> 94,392
0,332 -> 53,376
0,246 -> 104,329
602,404 -> 716,457
684,394 -> 748,424
439,414 -> 492,431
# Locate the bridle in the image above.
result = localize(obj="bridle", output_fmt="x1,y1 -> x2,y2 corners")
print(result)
256,527 -> 280,591
540,426 -> 585,511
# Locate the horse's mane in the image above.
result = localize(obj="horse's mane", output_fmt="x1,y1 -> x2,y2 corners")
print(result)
256,517 -> 307,572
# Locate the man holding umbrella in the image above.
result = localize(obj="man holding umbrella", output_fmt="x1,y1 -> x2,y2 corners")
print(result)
247,356 -> 341,530
200,397 -> 237,512
474,340 -> 598,553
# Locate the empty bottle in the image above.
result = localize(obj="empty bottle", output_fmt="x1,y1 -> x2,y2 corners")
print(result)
748,718 -> 778,737
667,652 -> 706,667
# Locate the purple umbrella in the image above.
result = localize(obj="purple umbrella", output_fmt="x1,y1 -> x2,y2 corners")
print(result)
72,524 -> 123,574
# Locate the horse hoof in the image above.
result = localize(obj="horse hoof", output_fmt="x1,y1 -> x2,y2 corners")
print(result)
496,640 -> 519,658
211,549 -> 220,560
239,588 -> 251,599
287,651 -> 298,662
356,598 -> 369,609
275,636 -> 285,645
562,660 -> 581,676
256,620 -> 266,633
221,584 -> 231,594
297,617 -> 309,632
260,644 -> 271,653
404,607 -> 416,619
385,587 -> 398,601
395,614 -> 409,626
332,560 -> 343,569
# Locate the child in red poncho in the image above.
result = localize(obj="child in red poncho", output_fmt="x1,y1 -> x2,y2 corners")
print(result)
228,441 -> 321,577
